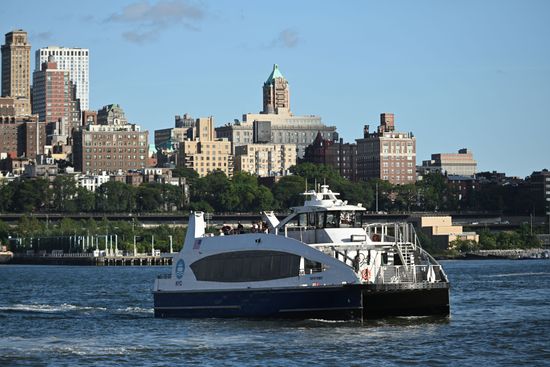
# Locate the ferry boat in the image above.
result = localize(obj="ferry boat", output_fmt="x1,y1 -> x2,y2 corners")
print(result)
153,185 -> 450,320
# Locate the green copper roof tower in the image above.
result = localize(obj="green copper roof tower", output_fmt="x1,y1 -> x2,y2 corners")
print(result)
265,64 -> 285,84
263,64 -> 290,114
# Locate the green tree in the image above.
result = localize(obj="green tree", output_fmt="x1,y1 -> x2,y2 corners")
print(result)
157,183 -> 183,211
75,187 -> 95,212
272,175 -> 306,210
193,171 -> 236,212
255,185 -> 275,211
417,173 -> 452,211
0,220 -> 10,243
172,166 -> 199,182
51,175 -> 78,212
11,178 -> 51,212
95,181 -> 135,212
0,182 -> 13,212
136,185 -> 162,212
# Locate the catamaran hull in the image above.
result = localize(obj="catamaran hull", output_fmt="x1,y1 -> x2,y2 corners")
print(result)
154,284 -> 450,320
154,286 -> 363,320
362,284 -> 450,318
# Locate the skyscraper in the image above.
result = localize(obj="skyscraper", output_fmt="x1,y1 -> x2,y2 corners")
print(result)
32,57 -> 76,136
262,64 -> 290,114
1,30 -> 31,115
35,46 -> 89,111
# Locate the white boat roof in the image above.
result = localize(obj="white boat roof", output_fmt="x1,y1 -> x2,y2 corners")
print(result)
291,185 -> 366,213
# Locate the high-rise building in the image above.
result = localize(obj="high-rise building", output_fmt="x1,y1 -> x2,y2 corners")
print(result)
262,64 -> 290,114
72,104 -> 148,173
32,57 -> 77,136
216,64 -> 337,158
36,46 -> 89,111
356,113 -> 416,185
235,143 -> 296,177
1,30 -> 31,115
178,116 -> 233,177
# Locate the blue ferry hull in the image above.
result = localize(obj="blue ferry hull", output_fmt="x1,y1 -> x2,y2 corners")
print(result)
154,286 -> 363,320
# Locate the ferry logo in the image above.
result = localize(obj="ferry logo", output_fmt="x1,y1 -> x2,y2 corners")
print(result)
176,259 -> 185,279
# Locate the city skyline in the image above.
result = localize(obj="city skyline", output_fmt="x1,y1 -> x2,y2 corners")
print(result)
1,0 -> 548,177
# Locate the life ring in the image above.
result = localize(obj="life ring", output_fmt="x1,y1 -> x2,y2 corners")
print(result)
361,268 -> 370,281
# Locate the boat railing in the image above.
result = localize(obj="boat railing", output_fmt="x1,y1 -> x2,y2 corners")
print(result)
365,222 -> 419,251
367,264 -> 446,284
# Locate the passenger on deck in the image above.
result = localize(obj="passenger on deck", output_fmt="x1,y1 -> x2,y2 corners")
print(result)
237,222 -> 244,234
221,224 -> 232,235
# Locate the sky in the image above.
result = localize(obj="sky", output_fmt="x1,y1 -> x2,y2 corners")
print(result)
1,0 -> 549,177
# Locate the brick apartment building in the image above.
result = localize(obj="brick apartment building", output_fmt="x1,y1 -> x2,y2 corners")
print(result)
356,113 -> 416,185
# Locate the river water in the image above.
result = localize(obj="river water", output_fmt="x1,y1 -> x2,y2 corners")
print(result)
1,260 -> 549,366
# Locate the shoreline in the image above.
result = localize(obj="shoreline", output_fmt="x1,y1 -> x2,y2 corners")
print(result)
435,248 -> 550,261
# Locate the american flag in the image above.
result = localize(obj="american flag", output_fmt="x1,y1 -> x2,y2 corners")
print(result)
193,239 -> 202,250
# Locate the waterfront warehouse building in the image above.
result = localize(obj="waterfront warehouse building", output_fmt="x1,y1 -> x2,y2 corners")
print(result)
356,113 -> 416,185
36,46 -> 90,111
215,64 -> 337,158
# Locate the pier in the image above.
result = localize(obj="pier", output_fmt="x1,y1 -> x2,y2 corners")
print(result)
10,253 -> 174,266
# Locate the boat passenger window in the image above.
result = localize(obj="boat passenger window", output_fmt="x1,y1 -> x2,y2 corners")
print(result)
303,258 -> 324,274
293,213 -> 307,227
308,212 -> 316,227
316,212 -> 324,229
325,212 -> 339,228
339,211 -> 355,227
190,250 -> 300,282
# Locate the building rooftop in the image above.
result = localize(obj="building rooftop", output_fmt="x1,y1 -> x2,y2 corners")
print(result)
265,64 -> 285,84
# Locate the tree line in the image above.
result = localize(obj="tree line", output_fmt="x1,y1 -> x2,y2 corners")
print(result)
0,163 -> 544,214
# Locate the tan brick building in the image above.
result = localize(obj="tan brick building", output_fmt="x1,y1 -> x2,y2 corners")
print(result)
235,143 -> 296,177
1,30 -> 31,105
421,149 -> 477,177
356,113 -> 416,185
178,116 -> 233,177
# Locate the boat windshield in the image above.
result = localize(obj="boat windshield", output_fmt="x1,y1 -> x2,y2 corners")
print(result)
287,210 -> 366,229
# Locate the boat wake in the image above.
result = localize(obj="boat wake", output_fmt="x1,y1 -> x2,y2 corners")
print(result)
115,306 -> 154,314
0,303 -> 107,313
485,272 -> 550,278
